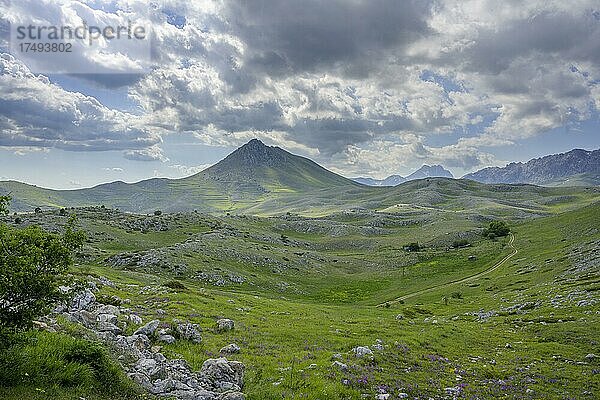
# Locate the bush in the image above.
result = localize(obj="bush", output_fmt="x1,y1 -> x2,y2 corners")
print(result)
164,279 -> 187,291
0,197 -> 85,335
452,239 -> 470,248
404,242 -> 420,252
483,221 -> 510,238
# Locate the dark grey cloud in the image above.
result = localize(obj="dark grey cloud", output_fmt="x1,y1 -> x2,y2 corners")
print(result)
2,0 -> 599,175
455,10 -> 600,74
224,0 -> 433,78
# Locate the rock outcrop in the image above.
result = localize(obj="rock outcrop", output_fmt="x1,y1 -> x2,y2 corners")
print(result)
51,283 -> 245,400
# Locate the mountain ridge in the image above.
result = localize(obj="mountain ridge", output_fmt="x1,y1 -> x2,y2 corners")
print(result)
464,148 -> 600,186
353,164 -> 453,187
1,141 -> 598,214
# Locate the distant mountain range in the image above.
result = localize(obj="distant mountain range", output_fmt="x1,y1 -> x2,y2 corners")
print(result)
0,140 -> 597,214
464,148 -> 600,186
354,165 -> 453,186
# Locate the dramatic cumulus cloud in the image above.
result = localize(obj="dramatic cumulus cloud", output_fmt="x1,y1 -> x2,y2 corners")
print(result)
1,0 -> 599,176
0,53 -> 159,156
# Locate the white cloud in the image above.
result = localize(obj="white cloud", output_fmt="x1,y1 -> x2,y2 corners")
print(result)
1,0 -> 599,177
0,53 -> 160,153
123,145 -> 168,162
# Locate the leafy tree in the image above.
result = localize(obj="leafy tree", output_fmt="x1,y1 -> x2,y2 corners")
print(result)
0,196 -> 85,335
483,220 -> 510,238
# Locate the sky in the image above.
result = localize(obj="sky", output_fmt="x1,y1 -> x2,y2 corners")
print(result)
0,0 -> 599,189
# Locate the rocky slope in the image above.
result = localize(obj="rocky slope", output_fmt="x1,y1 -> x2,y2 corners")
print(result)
464,148 -> 600,186
43,280 -> 246,400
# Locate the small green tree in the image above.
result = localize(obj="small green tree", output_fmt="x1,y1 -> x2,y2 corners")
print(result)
483,221 -> 510,238
0,197 -> 85,335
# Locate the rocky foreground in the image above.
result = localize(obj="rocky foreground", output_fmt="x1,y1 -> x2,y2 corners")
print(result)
37,279 -> 245,400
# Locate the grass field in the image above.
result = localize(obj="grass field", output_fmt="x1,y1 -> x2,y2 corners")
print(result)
1,190 -> 598,399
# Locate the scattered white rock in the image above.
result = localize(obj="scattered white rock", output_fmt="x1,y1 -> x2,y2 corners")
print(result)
71,289 -> 96,310
353,346 -> 374,358
332,361 -> 348,371
216,318 -> 235,332
176,322 -> 203,343
134,319 -> 161,336
220,343 -> 241,354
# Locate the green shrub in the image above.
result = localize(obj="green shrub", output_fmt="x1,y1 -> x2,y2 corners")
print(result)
164,279 -> 187,291
0,197 -> 85,335
483,220 -> 510,238
452,239 -> 469,248
404,242 -> 420,252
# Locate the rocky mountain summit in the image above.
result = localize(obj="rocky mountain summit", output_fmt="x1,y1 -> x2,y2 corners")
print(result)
464,148 -> 600,186
353,164 -> 453,186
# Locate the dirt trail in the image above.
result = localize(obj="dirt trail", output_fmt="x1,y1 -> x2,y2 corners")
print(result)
376,233 -> 517,306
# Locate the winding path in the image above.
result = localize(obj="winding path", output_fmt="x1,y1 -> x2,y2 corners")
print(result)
376,233 -> 517,307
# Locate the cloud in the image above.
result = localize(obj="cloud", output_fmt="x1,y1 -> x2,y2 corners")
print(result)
1,0 -> 599,177
223,0 -> 433,79
123,145 -> 168,162
1,0 -> 153,79
0,53 -> 161,154
168,163 -> 211,176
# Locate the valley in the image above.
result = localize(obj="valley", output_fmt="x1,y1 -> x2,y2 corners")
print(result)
1,188 -> 598,399
1,141 -> 598,399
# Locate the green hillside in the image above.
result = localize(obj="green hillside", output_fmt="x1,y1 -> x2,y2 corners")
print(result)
3,195 -> 598,399
1,140 -> 598,216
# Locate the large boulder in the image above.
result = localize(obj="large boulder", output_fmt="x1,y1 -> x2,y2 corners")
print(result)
135,357 -> 162,379
199,358 -> 244,392
216,319 -> 234,332
353,346 -> 373,358
157,334 -> 176,344
97,321 -> 121,334
71,289 -> 96,310
220,392 -> 246,400
96,313 -> 118,325
96,304 -> 120,316
176,322 -> 203,343
220,344 -> 240,354
134,319 -> 161,336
